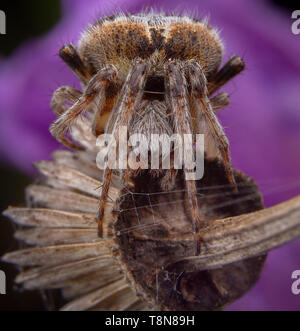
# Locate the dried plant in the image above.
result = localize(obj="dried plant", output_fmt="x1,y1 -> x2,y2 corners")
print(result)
2,109 -> 300,310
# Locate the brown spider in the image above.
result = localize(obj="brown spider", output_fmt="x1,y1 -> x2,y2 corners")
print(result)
50,13 -> 245,255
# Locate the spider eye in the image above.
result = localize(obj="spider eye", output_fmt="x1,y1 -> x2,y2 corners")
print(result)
144,76 -> 165,100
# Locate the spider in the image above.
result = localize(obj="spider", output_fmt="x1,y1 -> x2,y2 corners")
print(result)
50,13 -> 245,256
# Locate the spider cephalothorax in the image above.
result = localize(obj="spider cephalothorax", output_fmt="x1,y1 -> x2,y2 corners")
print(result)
50,13 -> 245,255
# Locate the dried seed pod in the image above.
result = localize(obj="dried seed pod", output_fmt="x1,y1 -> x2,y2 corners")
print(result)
3,115 -> 300,311
114,165 -> 266,310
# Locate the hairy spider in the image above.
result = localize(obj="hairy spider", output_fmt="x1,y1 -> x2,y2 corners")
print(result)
50,13 -> 245,255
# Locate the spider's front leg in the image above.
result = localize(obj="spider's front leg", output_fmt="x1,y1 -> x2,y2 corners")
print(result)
210,92 -> 230,113
205,56 -> 245,117
97,58 -> 148,237
50,65 -> 117,149
187,60 -> 237,193
208,55 -> 245,96
59,44 -> 92,84
51,86 -> 82,116
165,60 -> 202,256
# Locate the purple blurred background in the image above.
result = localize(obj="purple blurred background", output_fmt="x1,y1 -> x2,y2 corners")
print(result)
0,0 -> 299,310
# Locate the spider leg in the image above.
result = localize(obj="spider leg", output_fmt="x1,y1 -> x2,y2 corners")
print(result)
97,58 -> 148,237
210,92 -> 230,113
59,44 -> 92,84
165,60 -> 202,256
51,86 -> 82,116
50,65 -> 117,149
91,85 -> 120,137
208,55 -> 245,96
188,60 -> 237,193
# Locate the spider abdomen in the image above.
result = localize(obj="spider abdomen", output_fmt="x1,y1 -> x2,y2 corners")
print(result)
78,14 -> 223,80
